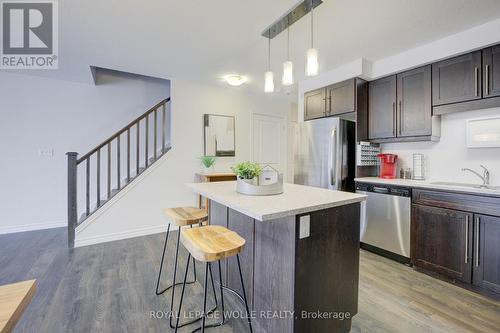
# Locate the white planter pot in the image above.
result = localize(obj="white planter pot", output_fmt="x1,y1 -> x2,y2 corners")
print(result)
236,176 -> 283,196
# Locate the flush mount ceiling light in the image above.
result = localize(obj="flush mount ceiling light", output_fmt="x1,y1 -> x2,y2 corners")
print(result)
224,74 -> 248,86
264,31 -> 275,93
306,0 -> 319,76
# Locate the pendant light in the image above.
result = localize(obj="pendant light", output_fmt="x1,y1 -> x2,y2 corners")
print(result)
306,0 -> 319,76
264,31 -> 274,93
282,22 -> 294,86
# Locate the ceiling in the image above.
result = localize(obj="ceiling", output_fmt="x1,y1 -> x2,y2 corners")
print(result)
3,0 -> 500,95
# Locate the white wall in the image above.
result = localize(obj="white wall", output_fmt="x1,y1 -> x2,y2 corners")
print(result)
75,79 -> 292,246
0,70 -> 170,234
369,18 -> 500,79
381,108 -> 500,186
297,16 -> 500,108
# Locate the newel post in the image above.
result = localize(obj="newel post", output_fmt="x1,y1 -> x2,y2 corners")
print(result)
67,152 -> 78,248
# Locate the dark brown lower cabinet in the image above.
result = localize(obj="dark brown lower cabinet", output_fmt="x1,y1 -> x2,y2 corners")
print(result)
473,214 -> 500,295
411,190 -> 500,299
411,204 -> 473,283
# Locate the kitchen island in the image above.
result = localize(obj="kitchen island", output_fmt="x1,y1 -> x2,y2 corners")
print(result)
188,181 -> 366,333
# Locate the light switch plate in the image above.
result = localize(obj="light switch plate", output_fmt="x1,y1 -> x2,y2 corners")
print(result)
299,215 -> 310,239
38,148 -> 54,157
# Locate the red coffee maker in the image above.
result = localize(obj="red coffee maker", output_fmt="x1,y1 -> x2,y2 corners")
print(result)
377,153 -> 398,179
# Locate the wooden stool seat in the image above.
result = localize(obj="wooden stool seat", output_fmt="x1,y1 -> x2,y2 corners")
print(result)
163,207 -> 208,226
180,226 -> 245,262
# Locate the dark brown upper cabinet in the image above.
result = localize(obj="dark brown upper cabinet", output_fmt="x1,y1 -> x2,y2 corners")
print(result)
304,79 -> 357,121
327,79 -> 356,116
397,65 -> 432,137
472,214 -> 500,295
303,79 -> 368,142
483,45 -> 500,98
304,88 -> 326,120
411,204 -> 473,283
369,66 -> 437,142
368,75 -> 397,140
432,51 -> 482,106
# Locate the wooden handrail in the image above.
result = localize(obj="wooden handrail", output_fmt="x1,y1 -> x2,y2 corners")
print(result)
77,98 -> 170,164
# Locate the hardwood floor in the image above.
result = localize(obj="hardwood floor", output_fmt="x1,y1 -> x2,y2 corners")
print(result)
354,251 -> 500,333
0,228 -> 499,333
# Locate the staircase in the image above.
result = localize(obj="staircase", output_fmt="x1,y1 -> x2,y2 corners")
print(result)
66,98 -> 171,248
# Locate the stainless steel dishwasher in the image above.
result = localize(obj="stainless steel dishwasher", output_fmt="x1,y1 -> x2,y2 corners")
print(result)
356,182 -> 411,262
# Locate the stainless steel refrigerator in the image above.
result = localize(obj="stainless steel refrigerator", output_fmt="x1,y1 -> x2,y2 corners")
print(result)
294,117 -> 356,192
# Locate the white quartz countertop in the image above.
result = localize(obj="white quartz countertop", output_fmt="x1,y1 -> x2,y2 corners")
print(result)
355,177 -> 500,197
188,181 -> 366,221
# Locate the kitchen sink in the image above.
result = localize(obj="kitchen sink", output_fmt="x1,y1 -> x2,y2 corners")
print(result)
431,181 -> 500,191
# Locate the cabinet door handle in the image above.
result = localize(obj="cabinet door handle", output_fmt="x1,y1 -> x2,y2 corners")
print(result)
398,101 -> 402,135
485,65 -> 490,96
323,97 -> 327,115
475,217 -> 480,267
474,67 -> 479,97
465,215 -> 469,264
392,102 -> 396,136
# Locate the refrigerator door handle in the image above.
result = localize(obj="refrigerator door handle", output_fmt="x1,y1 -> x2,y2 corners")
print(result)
330,127 -> 337,187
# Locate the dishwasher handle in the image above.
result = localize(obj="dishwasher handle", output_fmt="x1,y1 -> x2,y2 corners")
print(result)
372,186 -> 390,194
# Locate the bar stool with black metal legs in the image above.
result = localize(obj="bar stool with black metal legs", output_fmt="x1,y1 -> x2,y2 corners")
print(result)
174,225 -> 253,333
155,207 -> 219,329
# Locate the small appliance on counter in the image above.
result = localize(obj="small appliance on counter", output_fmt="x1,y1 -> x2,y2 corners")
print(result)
377,153 -> 398,179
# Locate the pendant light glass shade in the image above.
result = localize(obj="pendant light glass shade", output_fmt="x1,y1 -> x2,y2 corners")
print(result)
282,61 -> 294,86
264,71 -> 274,93
306,48 -> 319,76
264,31 -> 274,93
306,0 -> 319,76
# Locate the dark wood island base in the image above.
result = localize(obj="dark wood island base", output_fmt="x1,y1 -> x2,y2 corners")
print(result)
209,201 -> 361,333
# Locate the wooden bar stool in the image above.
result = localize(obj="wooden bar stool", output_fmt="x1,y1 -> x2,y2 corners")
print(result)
174,225 -> 253,333
155,207 -> 218,329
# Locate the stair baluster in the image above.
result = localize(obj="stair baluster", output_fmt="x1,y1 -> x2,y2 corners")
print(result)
66,98 -> 171,248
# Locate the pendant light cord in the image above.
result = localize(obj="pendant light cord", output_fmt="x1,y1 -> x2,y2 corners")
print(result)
287,20 -> 290,60
268,30 -> 271,71
311,0 -> 314,48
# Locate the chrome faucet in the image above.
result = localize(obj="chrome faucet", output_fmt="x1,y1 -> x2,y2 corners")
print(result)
462,165 -> 490,188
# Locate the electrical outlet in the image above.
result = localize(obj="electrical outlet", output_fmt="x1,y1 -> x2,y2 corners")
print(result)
38,148 -> 54,157
299,215 -> 310,239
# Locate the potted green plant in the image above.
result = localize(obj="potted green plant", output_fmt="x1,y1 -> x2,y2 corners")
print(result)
200,155 -> 216,173
231,161 -> 262,193
231,161 -> 262,181
232,161 -> 284,195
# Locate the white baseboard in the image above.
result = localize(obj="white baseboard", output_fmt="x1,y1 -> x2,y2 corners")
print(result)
74,224 -> 179,248
0,220 -> 66,235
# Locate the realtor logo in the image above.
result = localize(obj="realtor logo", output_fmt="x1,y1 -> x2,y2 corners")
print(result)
1,0 -> 58,69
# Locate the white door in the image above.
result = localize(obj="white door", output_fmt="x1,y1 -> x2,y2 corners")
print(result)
252,113 -> 287,175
